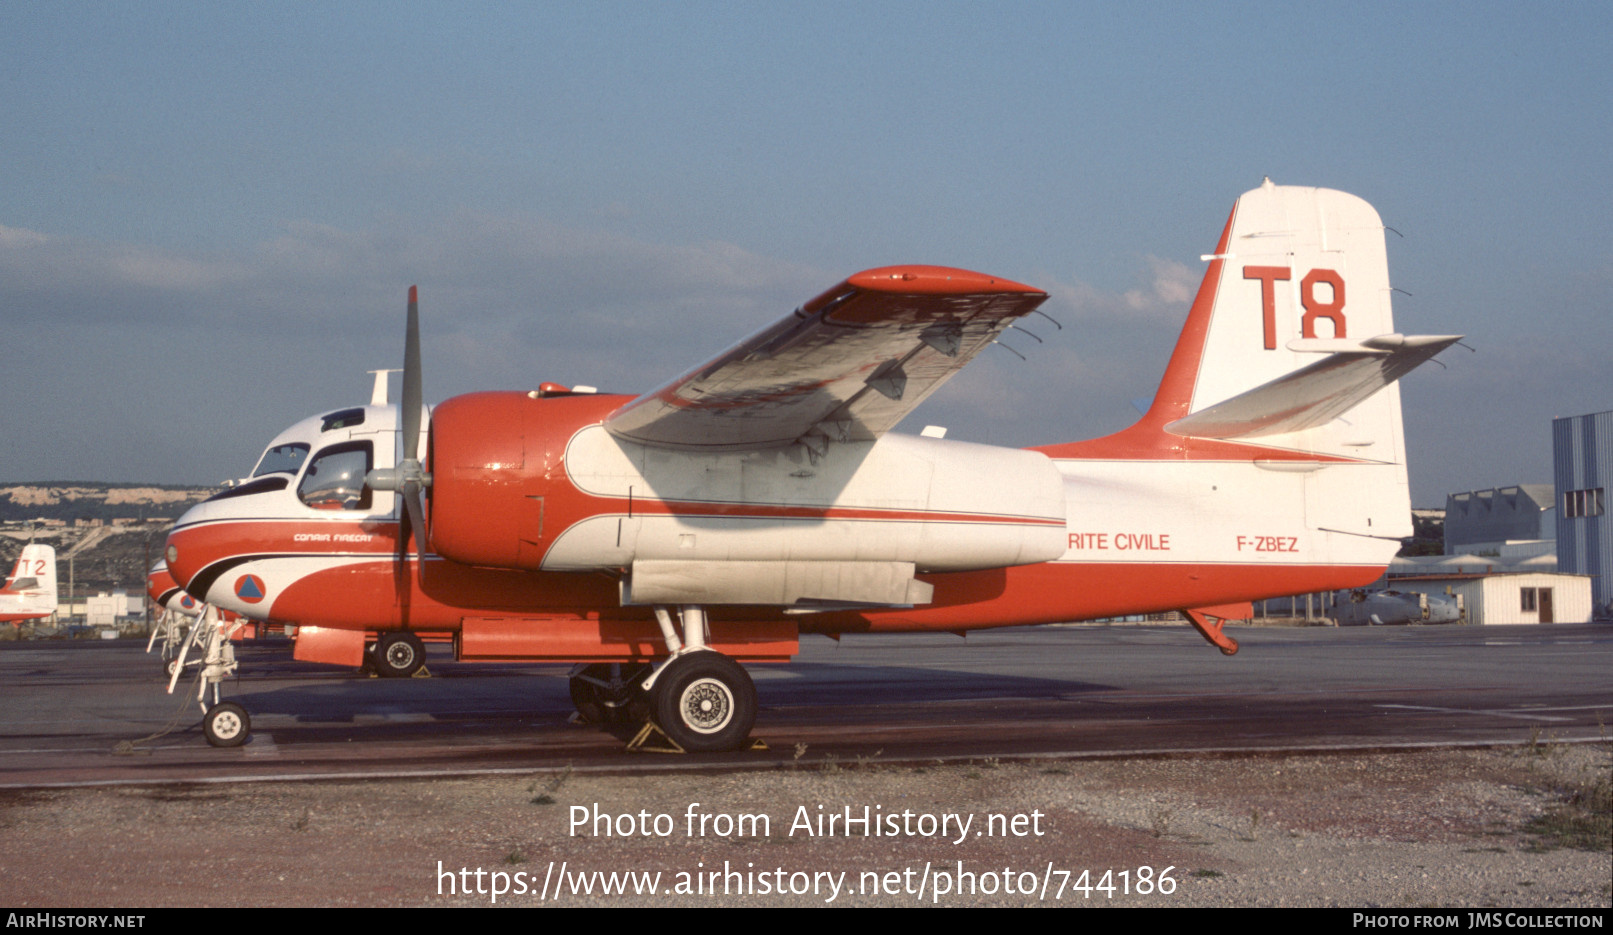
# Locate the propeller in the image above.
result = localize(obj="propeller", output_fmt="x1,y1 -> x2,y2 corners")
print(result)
366,286 -> 433,557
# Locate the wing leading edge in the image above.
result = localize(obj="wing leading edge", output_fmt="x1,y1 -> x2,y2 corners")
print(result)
604,265 -> 1048,453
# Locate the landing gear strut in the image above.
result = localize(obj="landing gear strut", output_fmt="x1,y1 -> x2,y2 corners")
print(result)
644,605 -> 758,752
150,607 -> 206,680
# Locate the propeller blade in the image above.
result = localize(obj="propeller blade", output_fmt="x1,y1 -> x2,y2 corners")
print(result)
396,484 -> 412,557
401,286 -> 422,463
403,485 -> 428,554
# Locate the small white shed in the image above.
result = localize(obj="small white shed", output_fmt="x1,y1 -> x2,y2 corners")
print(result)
1388,572 -> 1593,624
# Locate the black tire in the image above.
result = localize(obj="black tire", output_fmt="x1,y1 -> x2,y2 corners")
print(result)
203,701 -> 250,748
570,664 -> 651,725
372,632 -> 425,678
652,653 -> 755,752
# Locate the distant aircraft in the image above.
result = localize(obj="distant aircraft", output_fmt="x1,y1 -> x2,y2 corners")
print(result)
1333,588 -> 1464,626
145,559 -> 211,674
146,555 -> 431,680
0,543 -> 57,625
165,181 -> 1461,751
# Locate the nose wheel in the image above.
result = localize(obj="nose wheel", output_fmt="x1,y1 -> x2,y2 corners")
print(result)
203,701 -> 251,747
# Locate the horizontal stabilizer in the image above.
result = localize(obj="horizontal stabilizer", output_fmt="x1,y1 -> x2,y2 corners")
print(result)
1164,333 -> 1461,439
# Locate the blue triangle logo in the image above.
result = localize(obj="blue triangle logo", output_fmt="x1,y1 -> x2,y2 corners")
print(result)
237,576 -> 264,600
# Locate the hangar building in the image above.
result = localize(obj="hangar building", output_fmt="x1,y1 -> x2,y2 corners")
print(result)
1554,409 -> 1611,617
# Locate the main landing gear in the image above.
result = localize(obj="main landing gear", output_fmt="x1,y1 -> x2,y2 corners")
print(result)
649,651 -> 756,753
565,605 -> 759,753
370,632 -> 427,678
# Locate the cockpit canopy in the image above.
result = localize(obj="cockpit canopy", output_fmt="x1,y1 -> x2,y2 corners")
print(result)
212,401 -> 425,513
252,443 -> 309,478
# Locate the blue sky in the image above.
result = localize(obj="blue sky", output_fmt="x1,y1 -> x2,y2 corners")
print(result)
2,2 -> 1609,505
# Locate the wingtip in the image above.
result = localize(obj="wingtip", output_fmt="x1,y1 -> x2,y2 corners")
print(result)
408,285 -> 418,303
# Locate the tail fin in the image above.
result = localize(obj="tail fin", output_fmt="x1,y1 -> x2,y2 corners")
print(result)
1038,182 -> 1460,549
1,543 -> 58,622
1149,179 -> 1459,458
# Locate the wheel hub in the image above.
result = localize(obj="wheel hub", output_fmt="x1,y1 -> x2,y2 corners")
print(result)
679,678 -> 733,734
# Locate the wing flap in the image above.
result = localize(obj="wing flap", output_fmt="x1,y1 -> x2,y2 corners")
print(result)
604,266 -> 1047,451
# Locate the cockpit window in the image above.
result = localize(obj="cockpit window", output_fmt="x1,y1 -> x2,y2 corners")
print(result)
253,443 -> 310,477
297,441 -> 374,511
320,408 -> 366,432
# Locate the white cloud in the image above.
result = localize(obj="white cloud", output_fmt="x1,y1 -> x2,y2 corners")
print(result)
1039,255 -> 1200,323
0,224 -> 51,248
107,247 -> 249,291
0,211 -> 1232,480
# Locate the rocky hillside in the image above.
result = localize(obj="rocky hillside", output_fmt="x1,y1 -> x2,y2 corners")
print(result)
0,483 -> 214,524
2,483 -> 217,596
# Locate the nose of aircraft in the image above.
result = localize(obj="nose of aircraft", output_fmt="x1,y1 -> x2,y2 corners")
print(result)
163,502 -> 209,594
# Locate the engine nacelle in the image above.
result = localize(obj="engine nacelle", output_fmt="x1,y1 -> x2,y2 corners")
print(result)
428,391 -> 629,569
428,391 -> 1068,578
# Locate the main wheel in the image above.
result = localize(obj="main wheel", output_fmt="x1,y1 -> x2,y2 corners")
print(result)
652,653 -> 755,752
570,663 -> 651,725
372,632 -> 426,678
203,701 -> 250,747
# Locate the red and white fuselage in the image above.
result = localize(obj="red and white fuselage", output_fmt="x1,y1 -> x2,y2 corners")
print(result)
165,183 -> 1457,667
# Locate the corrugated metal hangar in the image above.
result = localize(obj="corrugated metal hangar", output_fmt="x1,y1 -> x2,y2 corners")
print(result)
1554,409 -> 1611,617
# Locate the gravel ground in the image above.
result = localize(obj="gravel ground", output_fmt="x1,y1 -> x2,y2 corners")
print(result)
1,744 -> 1607,908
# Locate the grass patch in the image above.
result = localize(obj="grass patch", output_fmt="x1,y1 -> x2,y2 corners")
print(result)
1522,771 -> 1611,853
527,765 -> 572,805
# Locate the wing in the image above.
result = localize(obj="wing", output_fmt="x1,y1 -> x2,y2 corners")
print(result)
604,265 -> 1048,453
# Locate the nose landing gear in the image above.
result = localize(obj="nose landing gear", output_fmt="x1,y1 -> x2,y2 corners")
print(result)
162,607 -> 253,748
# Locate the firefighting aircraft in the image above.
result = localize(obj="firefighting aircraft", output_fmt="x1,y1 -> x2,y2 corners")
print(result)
0,543 -> 57,626
146,558 -> 200,670
164,181 -> 1461,750
145,559 -> 235,676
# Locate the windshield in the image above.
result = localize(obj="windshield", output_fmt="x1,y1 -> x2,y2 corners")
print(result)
253,443 -> 310,477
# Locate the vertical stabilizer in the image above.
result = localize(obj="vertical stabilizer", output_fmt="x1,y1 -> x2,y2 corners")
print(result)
1039,182 -> 1458,551
1,544 -> 58,622
1161,181 -> 1417,457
